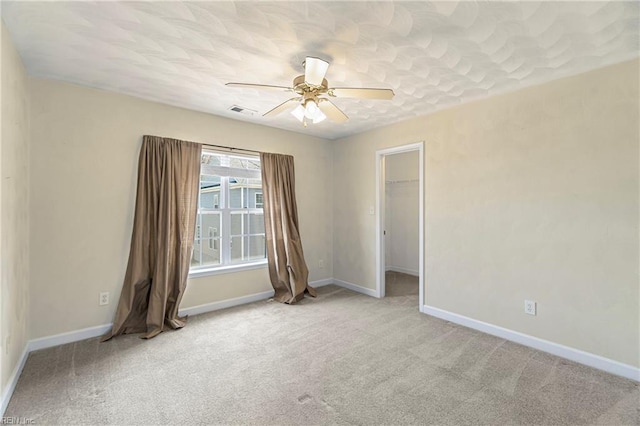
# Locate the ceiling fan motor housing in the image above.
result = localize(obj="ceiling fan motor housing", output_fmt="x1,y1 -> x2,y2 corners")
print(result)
293,75 -> 328,95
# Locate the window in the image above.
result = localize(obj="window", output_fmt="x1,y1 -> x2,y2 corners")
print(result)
191,151 -> 266,274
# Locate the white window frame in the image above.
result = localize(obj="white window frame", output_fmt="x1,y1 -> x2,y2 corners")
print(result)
190,151 -> 267,278
255,192 -> 264,209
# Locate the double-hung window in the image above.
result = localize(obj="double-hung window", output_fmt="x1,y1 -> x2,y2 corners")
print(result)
191,151 -> 266,275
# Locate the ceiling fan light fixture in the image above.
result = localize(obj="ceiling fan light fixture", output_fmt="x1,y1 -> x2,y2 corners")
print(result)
292,100 -> 325,124
291,104 -> 305,122
313,108 -> 326,124
304,99 -> 320,119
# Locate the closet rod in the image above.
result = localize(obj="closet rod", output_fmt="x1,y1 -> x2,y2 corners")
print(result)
201,142 -> 261,155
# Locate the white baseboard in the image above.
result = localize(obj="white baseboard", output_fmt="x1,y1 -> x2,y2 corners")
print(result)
333,279 -> 378,298
386,266 -> 419,276
28,323 -> 112,352
28,280 -> 332,353
1,345 -> 29,416
309,278 -> 334,288
423,305 -> 640,382
179,279 -> 331,317
179,290 -> 275,317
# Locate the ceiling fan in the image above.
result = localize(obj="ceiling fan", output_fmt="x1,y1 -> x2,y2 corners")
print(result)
226,57 -> 394,127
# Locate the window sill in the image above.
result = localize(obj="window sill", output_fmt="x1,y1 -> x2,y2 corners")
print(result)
188,260 -> 268,278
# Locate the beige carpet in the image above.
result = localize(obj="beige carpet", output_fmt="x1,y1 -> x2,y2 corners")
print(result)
385,270 -> 420,298
6,273 -> 639,425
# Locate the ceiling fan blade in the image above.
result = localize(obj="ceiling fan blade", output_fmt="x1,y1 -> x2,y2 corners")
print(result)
226,83 -> 292,91
318,99 -> 348,123
304,57 -> 329,86
263,98 -> 301,117
329,87 -> 395,100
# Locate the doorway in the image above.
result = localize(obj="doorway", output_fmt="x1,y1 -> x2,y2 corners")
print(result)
375,143 -> 424,312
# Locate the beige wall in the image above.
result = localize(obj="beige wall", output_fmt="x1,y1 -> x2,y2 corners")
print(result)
385,151 -> 419,274
28,78 -> 333,339
1,23 -> 30,392
334,59 -> 639,367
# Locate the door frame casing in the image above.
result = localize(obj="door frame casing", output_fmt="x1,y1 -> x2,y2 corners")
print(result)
375,142 -> 424,312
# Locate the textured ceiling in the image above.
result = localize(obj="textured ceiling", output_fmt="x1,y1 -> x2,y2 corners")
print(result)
2,1 -> 638,140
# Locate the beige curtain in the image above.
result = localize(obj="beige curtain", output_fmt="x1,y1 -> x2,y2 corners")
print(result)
102,135 -> 202,341
260,153 -> 316,303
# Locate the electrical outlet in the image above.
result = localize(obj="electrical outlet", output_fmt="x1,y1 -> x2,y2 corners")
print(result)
524,300 -> 536,316
319,259 -> 325,269
369,206 -> 375,215
99,292 -> 109,306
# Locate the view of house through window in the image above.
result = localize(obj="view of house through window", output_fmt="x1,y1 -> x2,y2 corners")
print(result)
191,151 -> 265,271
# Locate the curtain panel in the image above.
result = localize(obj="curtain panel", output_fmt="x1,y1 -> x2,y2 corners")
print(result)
103,135 -> 201,340
260,152 -> 316,303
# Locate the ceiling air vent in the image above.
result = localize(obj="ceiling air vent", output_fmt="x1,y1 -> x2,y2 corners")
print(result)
228,105 -> 257,116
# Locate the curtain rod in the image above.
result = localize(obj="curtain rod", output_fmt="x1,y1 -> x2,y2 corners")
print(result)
201,142 -> 261,155
144,135 -> 262,155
